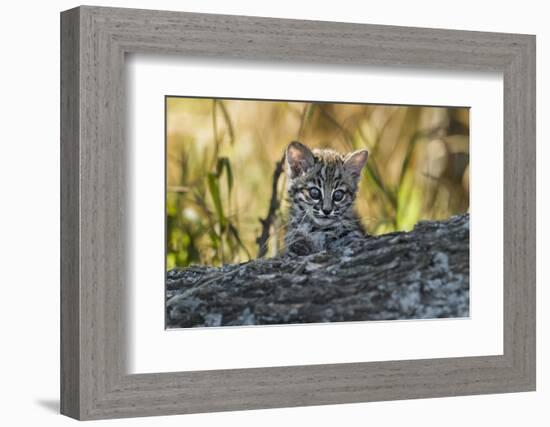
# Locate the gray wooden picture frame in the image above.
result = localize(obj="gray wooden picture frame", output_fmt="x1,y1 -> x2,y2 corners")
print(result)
60,5 -> 536,420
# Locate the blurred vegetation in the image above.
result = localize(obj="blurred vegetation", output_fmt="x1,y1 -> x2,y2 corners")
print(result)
166,97 -> 469,269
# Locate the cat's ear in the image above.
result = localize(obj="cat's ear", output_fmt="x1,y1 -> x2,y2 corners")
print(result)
344,149 -> 369,180
286,141 -> 315,178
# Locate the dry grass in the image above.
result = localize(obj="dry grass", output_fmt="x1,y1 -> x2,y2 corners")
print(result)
166,97 -> 469,268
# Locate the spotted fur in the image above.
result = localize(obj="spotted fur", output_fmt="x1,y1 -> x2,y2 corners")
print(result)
284,141 -> 369,256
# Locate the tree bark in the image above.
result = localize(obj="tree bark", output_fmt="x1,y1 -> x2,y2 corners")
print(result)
167,214 -> 469,328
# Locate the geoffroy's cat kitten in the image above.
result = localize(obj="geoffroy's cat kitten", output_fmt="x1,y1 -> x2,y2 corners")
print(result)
284,141 -> 369,256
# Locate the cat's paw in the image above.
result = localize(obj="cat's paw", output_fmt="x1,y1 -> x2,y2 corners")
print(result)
287,237 -> 314,257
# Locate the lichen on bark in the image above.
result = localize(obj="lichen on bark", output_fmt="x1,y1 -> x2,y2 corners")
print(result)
166,214 -> 469,328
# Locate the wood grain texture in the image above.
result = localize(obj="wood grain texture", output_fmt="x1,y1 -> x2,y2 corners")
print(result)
60,7 -> 80,419
60,5 -> 536,420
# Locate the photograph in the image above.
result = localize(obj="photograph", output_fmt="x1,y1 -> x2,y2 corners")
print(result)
165,97 -> 470,328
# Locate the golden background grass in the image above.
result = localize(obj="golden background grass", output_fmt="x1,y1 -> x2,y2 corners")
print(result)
167,97 -> 469,268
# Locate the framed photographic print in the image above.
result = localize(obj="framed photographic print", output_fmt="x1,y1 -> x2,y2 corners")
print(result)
164,97 -> 470,329
61,5 -> 536,420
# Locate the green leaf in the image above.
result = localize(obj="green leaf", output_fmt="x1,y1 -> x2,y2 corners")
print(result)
305,103 -> 316,123
396,170 -> 422,231
218,101 -> 235,145
365,164 -> 396,209
166,253 -> 176,270
228,223 -> 251,259
216,157 -> 234,195
207,173 -> 226,227
208,228 -> 220,249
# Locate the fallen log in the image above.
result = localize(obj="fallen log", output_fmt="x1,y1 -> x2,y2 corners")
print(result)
166,214 -> 469,328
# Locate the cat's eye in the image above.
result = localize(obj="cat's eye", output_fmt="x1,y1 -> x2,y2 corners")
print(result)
308,187 -> 322,200
332,190 -> 345,202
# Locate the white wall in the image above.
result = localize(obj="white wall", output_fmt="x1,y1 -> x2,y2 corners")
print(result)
0,0 -> 546,425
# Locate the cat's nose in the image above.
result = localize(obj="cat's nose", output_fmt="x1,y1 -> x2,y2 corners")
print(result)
322,208 -> 331,216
